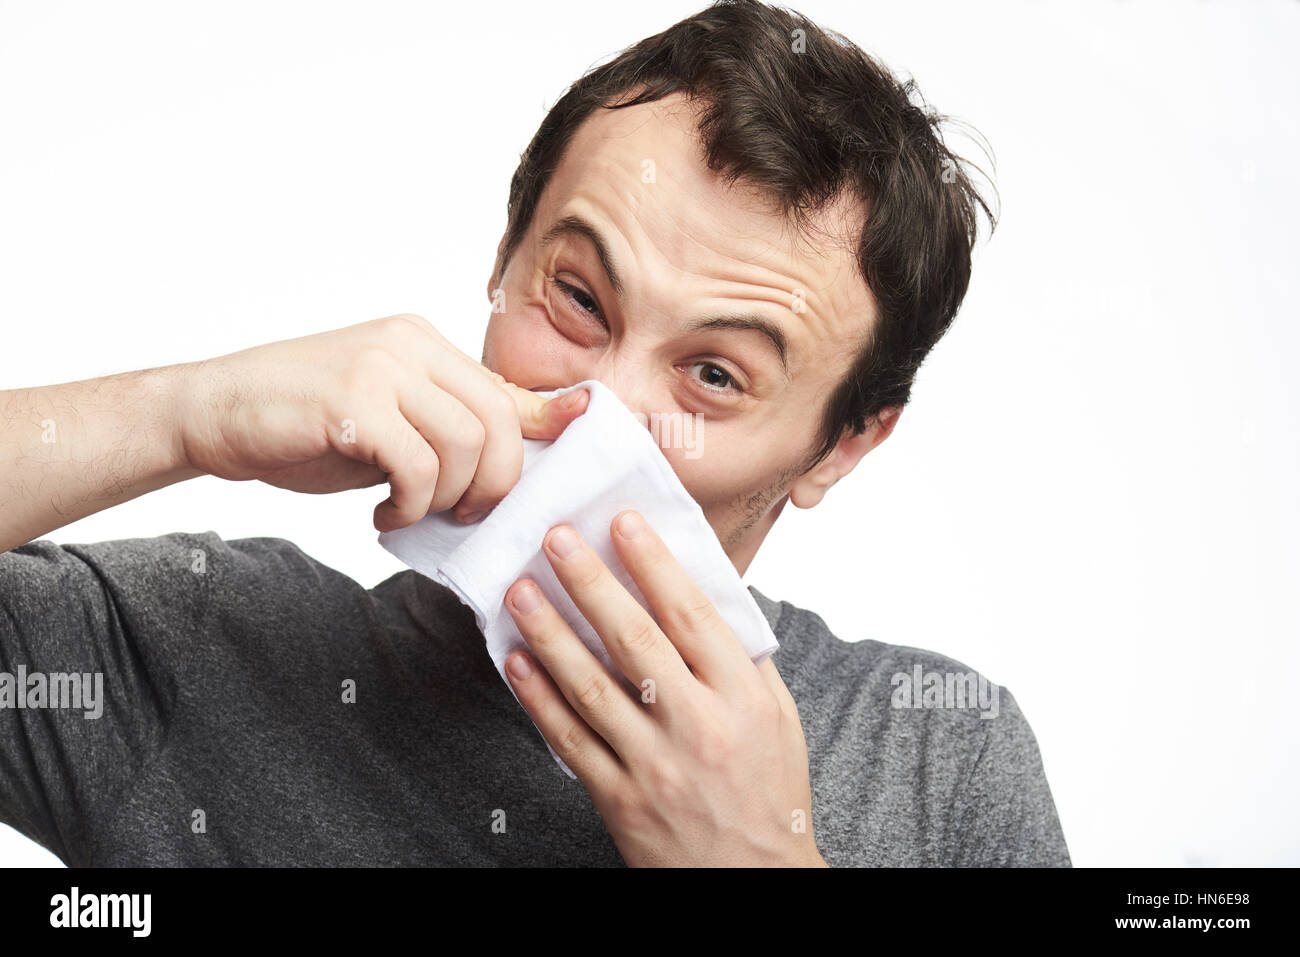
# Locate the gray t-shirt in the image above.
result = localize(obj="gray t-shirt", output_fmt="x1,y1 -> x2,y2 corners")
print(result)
0,532 -> 1070,866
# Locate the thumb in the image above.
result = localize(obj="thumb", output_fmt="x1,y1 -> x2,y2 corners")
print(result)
491,376 -> 590,440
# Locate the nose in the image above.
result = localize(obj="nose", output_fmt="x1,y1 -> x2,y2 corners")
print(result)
584,355 -> 657,420
530,350 -> 658,425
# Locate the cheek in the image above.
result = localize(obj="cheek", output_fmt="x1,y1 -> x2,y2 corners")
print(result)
658,421 -> 787,509
482,305 -> 575,389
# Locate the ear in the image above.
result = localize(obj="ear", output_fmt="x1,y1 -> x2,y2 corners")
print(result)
788,407 -> 901,509
487,232 -> 508,302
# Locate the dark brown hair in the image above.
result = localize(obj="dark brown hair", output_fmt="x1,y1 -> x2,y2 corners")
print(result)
498,0 -> 995,466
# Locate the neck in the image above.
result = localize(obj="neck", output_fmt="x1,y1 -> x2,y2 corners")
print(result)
718,494 -> 788,578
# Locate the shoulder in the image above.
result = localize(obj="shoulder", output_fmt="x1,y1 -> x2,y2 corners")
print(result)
62,530 -> 345,577
2,531 -> 377,650
748,585 -> 1069,866
4,530 -> 336,580
749,583 -> 1007,728
50,530 -> 366,595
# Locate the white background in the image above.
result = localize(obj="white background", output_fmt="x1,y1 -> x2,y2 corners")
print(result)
1,0 -> 1297,867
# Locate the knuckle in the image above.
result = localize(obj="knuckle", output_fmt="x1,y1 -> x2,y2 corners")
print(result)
474,453 -> 523,505
386,313 -> 429,335
455,413 -> 487,456
482,367 -> 510,388
571,563 -> 605,593
574,672 -> 610,713
377,314 -> 435,352
671,594 -> 716,632
556,721 -> 586,760
486,384 -> 517,424
409,447 -> 441,486
523,625 -> 553,652
396,472 -> 439,509
620,618 -> 660,659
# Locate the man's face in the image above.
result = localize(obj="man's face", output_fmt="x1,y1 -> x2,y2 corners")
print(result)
483,92 -> 880,570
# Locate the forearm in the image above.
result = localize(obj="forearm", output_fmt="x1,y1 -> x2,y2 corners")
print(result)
0,364 -> 201,553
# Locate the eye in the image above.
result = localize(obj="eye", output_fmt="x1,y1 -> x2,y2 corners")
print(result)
685,361 -> 742,393
551,277 -> 605,326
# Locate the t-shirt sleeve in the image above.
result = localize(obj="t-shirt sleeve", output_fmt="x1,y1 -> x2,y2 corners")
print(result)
0,532 -> 234,864
948,687 -> 1072,867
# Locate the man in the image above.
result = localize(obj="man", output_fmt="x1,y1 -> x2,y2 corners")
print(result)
0,0 -> 1069,866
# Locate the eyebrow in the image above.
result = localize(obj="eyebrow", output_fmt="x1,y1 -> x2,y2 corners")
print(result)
540,213 -> 790,374
540,215 -> 626,299
682,315 -> 788,374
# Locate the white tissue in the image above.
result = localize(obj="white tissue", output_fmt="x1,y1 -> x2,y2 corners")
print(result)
378,379 -> 779,777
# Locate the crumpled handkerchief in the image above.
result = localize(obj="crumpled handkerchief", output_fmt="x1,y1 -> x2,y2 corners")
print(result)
378,379 -> 779,777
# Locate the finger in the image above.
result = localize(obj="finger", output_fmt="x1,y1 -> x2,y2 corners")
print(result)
439,372 -> 586,516
392,372 -> 485,514
378,318 -> 583,515
447,373 -> 523,523
608,509 -> 755,691
377,325 -> 528,521
504,648 -> 624,793
505,577 -> 654,760
331,407 -> 440,531
505,382 -> 590,441
540,524 -> 696,712
371,413 -> 443,531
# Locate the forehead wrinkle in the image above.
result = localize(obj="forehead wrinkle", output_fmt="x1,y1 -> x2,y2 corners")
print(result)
622,203 -> 859,380
636,178 -> 862,326
541,97 -> 873,372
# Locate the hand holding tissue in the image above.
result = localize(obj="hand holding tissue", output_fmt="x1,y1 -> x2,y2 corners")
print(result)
378,379 -> 779,777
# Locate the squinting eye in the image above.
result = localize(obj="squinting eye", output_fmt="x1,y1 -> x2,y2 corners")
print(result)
552,278 -> 604,322
688,361 -> 740,392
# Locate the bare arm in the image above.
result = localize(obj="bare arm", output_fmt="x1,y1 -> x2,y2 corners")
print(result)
0,314 -> 589,555
0,365 -> 199,554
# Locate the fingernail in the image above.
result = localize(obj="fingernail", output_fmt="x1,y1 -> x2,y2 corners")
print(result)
511,582 -> 542,615
459,509 -> 486,524
548,526 -> 580,558
616,510 -> 646,539
559,389 -> 586,411
508,652 -> 533,681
